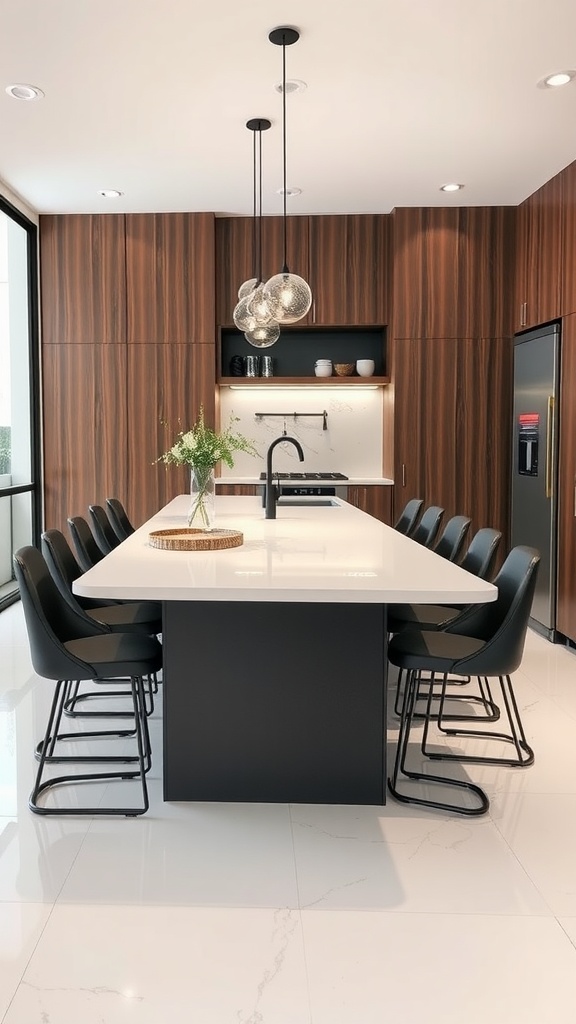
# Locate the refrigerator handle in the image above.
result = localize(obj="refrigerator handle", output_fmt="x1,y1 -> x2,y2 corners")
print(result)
545,396 -> 555,499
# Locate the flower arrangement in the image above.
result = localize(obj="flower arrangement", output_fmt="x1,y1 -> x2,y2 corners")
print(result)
157,407 -> 258,530
157,406 -> 258,469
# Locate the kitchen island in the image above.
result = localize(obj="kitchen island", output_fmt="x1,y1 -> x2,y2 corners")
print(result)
74,495 -> 497,805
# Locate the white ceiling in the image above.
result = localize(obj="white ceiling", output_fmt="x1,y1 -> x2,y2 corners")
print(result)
1,0 -> 576,217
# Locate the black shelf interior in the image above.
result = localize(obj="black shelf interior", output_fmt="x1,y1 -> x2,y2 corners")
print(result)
220,326 -> 386,378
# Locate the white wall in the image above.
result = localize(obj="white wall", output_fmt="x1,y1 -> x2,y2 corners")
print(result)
219,386 -> 383,478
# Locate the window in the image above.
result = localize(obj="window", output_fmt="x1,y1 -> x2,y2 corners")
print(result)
0,196 -> 41,609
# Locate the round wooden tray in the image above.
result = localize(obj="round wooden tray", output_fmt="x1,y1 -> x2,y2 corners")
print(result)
149,528 -> 243,551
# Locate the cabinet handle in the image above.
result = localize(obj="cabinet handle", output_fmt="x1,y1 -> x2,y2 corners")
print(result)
573,478 -> 576,517
520,301 -> 527,327
402,463 -> 406,487
312,300 -> 316,324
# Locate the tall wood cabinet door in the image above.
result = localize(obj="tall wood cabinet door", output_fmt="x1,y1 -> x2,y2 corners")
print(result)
42,344 -> 128,532
455,337 -> 512,542
516,177 -> 563,330
40,215 -> 126,344
394,337 -> 459,516
556,313 -> 576,641
561,161 -> 576,317
215,215 -> 310,326
392,207 -> 513,340
125,213 -> 215,344
126,344 -> 216,525
308,215 -> 389,326
392,338 -> 426,515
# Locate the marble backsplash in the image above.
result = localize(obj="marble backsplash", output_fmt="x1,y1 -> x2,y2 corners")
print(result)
218,386 -> 383,479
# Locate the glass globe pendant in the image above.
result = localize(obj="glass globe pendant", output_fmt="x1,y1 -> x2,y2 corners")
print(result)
233,296 -> 257,333
238,278 -> 258,300
245,321 -> 280,347
265,27 -> 312,327
264,271 -> 312,324
247,282 -> 275,323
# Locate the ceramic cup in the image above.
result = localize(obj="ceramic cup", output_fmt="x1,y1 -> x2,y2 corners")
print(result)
315,359 -> 333,377
356,359 -> 375,377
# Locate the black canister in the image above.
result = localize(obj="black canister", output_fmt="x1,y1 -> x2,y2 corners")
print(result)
229,355 -> 245,377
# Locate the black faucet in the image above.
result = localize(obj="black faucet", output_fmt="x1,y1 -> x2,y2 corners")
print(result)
265,436 -> 305,519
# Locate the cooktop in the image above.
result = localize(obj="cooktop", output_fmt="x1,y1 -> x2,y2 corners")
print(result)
258,472 -> 349,481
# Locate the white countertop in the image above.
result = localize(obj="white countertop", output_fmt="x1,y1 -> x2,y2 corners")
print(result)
216,476 -> 394,486
73,495 -> 497,606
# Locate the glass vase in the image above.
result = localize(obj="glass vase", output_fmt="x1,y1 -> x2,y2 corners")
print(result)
188,465 -> 216,531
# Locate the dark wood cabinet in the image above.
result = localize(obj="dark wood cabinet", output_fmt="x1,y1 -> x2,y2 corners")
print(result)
392,207 -> 514,340
392,336 -> 512,543
125,213 -> 215,343
215,215 -> 310,327
347,485 -> 393,524
556,313 -> 576,641
561,161 -> 576,317
42,344 -> 128,530
40,215 -> 126,345
308,214 -> 389,325
515,175 -> 563,331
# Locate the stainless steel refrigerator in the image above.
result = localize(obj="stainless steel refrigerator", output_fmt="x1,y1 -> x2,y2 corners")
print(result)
511,323 -> 560,640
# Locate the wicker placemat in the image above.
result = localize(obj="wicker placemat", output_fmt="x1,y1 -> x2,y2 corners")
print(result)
149,528 -> 243,551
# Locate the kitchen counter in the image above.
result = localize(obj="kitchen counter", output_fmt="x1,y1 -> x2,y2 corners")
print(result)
215,476 -> 394,486
74,495 -> 496,805
75,495 -> 495,604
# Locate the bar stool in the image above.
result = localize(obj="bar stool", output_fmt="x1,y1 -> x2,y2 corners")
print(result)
387,546 -> 540,816
394,498 -> 423,536
89,504 -> 121,554
14,546 -> 162,816
106,497 -> 135,541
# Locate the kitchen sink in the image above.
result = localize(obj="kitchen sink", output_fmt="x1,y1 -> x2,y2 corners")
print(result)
277,498 -> 340,507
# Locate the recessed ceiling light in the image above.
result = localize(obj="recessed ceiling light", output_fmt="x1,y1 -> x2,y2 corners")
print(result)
541,70 -> 575,88
97,189 -> 124,198
276,186 -> 302,197
5,83 -> 44,101
440,183 -> 464,193
274,79 -> 307,94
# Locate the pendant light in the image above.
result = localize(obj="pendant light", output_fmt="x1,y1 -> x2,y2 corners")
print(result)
232,119 -> 280,347
263,26 -> 312,325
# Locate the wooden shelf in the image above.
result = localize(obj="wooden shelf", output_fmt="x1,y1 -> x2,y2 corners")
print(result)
218,376 -> 390,387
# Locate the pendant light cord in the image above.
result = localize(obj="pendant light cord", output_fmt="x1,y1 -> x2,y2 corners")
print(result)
252,128 -> 258,282
258,126 -> 263,284
281,34 -> 288,273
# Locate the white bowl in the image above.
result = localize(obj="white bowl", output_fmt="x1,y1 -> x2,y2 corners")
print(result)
356,359 -> 375,377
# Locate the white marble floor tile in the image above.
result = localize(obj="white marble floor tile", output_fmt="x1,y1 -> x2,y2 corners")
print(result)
301,910 -> 576,1024
0,814 -> 91,903
0,902 -> 51,1019
3,903 -> 310,1024
290,802 -> 549,915
58,803 -> 299,908
492,792 -> 576,916
559,917 -> 576,946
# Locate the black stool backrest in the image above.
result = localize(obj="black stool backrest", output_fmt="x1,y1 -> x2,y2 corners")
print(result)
68,515 -> 104,572
13,546 -> 102,680
42,528 -> 110,612
89,504 -> 120,555
434,515 -> 471,562
450,546 -> 540,677
106,497 -> 135,540
411,506 -> 444,548
394,498 -> 424,536
460,527 -> 502,581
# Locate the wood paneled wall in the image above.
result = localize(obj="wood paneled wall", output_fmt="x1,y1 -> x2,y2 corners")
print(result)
40,213 -> 216,533
389,206 -> 515,543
